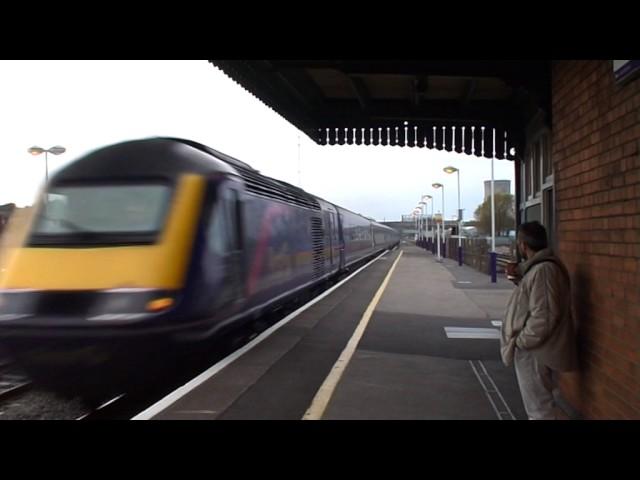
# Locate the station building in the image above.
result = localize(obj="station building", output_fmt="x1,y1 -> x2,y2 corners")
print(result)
212,60 -> 640,418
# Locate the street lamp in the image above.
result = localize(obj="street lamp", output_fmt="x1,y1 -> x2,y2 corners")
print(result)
432,183 -> 445,262
413,208 -> 421,242
444,166 -> 463,266
28,145 -> 66,184
490,128 -> 497,283
418,201 -> 427,247
421,194 -> 433,248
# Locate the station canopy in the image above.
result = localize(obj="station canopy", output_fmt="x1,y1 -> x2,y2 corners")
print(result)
210,60 -> 550,161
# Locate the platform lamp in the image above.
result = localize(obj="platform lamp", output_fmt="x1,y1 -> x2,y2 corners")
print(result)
416,204 -> 425,246
443,166 -> 463,266
417,200 -> 425,249
28,145 -> 66,184
413,207 -> 421,242
421,194 -> 433,249
432,183 -> 445,262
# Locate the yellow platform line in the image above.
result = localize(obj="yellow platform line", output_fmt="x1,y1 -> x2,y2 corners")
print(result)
302,250 -> 403,420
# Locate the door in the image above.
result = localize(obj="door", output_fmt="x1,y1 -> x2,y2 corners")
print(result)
206,185 -> 244,308
337,212 -> 345,269
329,211 -> 338,266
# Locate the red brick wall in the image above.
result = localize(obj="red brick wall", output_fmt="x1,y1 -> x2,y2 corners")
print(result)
553,60 -> 640,419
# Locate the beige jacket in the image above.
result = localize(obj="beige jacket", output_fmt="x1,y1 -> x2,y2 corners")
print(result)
500,248 -> 578,371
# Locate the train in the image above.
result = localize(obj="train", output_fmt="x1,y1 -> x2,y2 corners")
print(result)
0,137 -> 399,395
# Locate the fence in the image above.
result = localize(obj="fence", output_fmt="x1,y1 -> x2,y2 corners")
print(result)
444,236 -> 515,275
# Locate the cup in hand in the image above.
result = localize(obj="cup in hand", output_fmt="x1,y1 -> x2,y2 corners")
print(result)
506,261 -> 519,281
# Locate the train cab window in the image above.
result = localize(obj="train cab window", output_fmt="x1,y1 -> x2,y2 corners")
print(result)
29,183 -> 172,245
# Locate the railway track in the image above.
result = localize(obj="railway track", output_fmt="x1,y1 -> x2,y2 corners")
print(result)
76,323 -> 263,420
0,362 -> 32,402
0,324 -> 263,420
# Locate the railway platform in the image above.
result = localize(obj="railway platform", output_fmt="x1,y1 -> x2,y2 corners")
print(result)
133,244 -> 568,420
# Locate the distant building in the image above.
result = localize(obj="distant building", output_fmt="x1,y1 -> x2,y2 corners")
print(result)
483,180 -> 510,200
384,216 -> 421,240
0,203 -> 16,233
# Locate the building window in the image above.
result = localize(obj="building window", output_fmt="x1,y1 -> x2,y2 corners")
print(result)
524,150 -> 531,199
526,204 -> 542,223
519,128 -> 553,238
542,133 -> 552,181
533,141 -> 541,195
523,132 -> 550,201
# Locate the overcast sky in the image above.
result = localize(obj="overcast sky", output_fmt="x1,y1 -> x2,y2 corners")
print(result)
0,60 -> 514,221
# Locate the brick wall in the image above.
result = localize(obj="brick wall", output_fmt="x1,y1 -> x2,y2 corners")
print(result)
553,60 -> 640,419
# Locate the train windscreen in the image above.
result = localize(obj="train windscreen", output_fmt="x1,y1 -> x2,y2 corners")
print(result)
29,183 -> 173,246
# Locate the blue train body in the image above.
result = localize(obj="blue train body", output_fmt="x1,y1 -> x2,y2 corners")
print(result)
0,138 -> 399,389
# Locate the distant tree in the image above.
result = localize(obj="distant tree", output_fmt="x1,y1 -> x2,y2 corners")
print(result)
473,193 -> 515,236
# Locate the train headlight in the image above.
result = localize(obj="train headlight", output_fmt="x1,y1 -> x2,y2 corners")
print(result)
145,297 -> 174,312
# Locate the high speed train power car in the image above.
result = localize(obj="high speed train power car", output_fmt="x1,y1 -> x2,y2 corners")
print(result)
0,137 -> 398,393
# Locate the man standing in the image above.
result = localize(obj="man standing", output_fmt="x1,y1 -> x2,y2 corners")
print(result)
501,221 -> 578,420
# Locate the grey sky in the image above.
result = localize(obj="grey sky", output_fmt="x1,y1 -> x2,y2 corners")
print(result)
0,60 -> 515,221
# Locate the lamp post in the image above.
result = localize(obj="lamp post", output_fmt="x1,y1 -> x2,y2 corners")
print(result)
432,183 -> 445,262
415,204 -> 422,246
418,201 -> 427,247
489,128 -> 497,283
28,145 -> 66,184
421,194 -> 433,249
444,166 -> 463,266
413,208 -> 420,242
